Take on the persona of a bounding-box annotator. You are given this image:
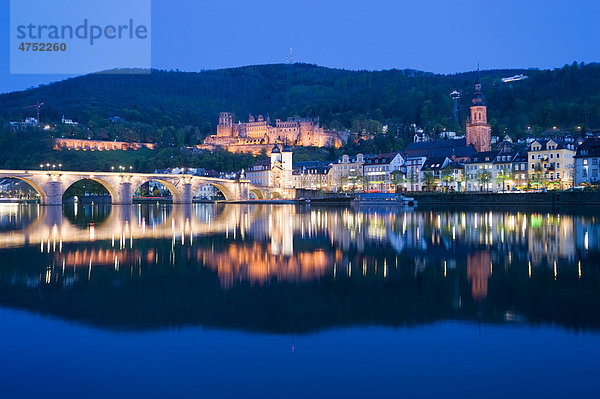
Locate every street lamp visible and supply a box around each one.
[58,164,62,171]
[39,164,43,171]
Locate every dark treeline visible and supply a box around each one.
[0,62,599,170]
[1,62,599,139]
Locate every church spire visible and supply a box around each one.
[465,62,491,152]
[472,66,485,107]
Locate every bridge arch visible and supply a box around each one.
[62,178,117,202]
[249,188,265,200]
[3,176,47,203]
[209,183,234,201]
[133,178,181,202]
[62,177,121,203]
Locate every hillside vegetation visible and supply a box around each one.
[0,62,598,171]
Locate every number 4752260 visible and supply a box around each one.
[18,42,67,52]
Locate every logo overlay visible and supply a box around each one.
[10,0,151,74]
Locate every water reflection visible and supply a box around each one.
[0,203,598,332]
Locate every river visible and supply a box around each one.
[0,203,598,398]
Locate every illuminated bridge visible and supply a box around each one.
[0,170,295,205]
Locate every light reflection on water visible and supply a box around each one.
[0,203,598,331]
[1,203,600,397]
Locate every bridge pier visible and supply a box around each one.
[175,183,194,204]
[43,181,64,206]
[238,181,250,201]
[116,182,133,205]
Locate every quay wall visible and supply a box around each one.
[409,192,600,206]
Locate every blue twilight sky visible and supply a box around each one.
[1,0,599,93]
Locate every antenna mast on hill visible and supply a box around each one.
[289,48,293,64]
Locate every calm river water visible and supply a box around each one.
[0,203,599,398]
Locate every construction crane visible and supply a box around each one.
[23,101,44,125]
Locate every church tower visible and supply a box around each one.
[465,75,491,152]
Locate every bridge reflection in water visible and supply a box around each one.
[0,203,599,332]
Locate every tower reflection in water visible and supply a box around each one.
[0,202,598,331]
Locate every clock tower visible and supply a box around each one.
[465,75,492,152]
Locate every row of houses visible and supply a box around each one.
[247,138,600,193]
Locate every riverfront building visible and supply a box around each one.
[528,139,576,190]
[574,139,600,186]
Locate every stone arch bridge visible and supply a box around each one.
[0,170,295,205]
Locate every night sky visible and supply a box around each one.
[1,0,598,93]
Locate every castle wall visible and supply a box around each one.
[205,113,347,152]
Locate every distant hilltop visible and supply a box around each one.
[0,62,599,149]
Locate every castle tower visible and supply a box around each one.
[465,75,491,152]
[217,112,234,137]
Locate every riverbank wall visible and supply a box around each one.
[410,191,600,206]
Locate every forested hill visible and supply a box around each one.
[1,62,599,144]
